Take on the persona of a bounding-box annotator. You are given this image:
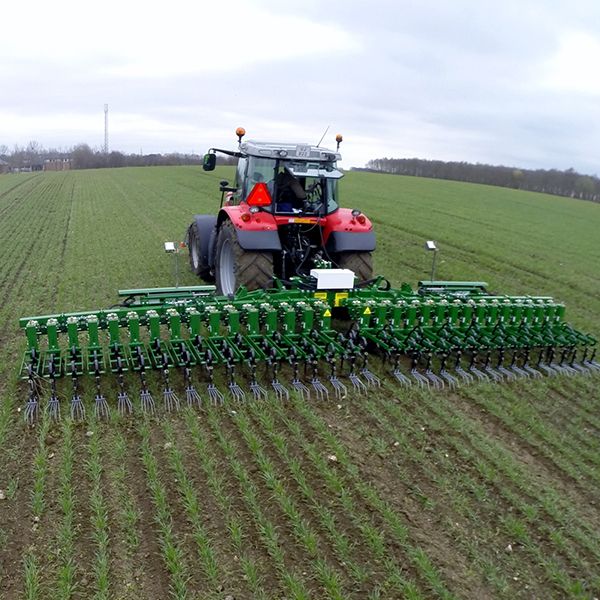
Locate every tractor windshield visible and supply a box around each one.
[273,162,340,215]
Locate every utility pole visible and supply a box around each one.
[104,104,109,154]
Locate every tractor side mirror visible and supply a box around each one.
[219,180,229,191]
[203,153,216,171]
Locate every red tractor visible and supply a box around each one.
[186,128,375,295]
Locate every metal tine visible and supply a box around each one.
[523,365,543,378]
[329,376,347,400]
[349,372,367,394]
[361,368,381,387]
[510,364,530,378]
[250,381,268,401]
[507,350,529,378]
[69,361,85,421]
[136,349,155,414]
[246,348,268,400]
[393,369,412,386]
[409,353,429,387]
[469,366,489,382]
[116,357,133,415]
[455,367,474,383]
[326,349,347,400]
[425,369,445,389]
[223,344,245,402]
[568,349,591,375]
[538,363,558,377]
[440,369,459,389]
[185,385,203,407]
[438,353,458,388]
[497,365,518,381]
[291,378,311,399]
[47,357,61,421]
[92,352,110,420]
[24,364,39,425]
[411,368,430,387]
[391,354,412,386]
[268,347,289,401]
[161,352,180,412]
[181,350,202,407]
[353,336,380,388]
[272,380,290,401]
[311,378,329,400]
[453,352,473,384]
[306,351,328,400]
[484,365,504,382]
[204,349,224,405]
[289,348,310,399]
[208,384,225,405]
[228,380,246,402]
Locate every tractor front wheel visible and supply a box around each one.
[215,220,274,295]
[337,252,373,283]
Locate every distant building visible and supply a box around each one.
[44,158,72,171]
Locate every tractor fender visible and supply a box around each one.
[189,214,218,269]
[323,208,376,252]
[217,206,282,251]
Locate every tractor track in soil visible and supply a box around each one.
[0,174,43,218]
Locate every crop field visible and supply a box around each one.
[0,166,599,599]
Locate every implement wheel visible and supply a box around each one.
[188,221,214,281]
[337,252,373,283]
[215,220,274,296]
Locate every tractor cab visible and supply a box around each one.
[235,142,344,217]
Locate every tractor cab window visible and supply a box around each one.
[304,177,339,215]
[245,156,277,201]
[274,162,341,215]
[234,157,248,200]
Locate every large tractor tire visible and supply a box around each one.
[215,220,274,296]
[188,220,215,282]
[337,252,373,283]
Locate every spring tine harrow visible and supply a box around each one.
[17,279,598,422]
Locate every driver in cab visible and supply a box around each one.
[275,168,307,213]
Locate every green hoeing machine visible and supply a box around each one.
[17,131,599,423]
[18,277,599,423]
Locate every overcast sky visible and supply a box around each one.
[1,0,600,173]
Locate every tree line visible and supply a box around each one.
[361,158,600,202]
[0,141,215,170]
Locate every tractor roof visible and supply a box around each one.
[240,140,341,162]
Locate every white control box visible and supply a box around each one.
[310,268,355,290]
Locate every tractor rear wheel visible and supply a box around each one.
[188,221,214,281]
[215,220,274,295]
[337,252,373,283]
